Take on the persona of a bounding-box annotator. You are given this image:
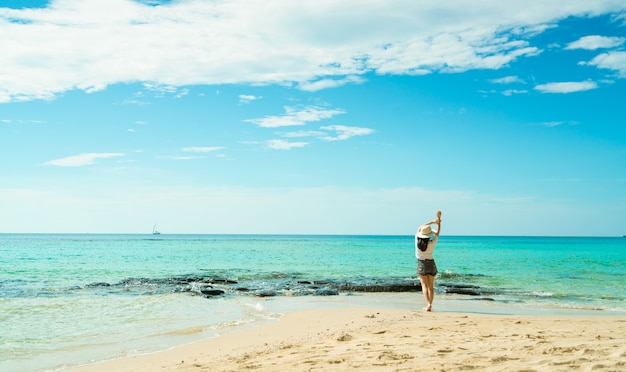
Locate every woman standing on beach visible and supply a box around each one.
[415,211,442,312]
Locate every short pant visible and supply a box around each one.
[417,259,438,276]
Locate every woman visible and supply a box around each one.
[415,211,442,311]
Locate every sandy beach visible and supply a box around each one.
[72,306,626,371]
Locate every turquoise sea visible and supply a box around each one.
[1,234,625,371]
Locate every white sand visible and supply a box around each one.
[72,306,626,371]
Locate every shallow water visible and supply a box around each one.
[1,234,624,370]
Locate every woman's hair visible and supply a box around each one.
[417,237,429,251]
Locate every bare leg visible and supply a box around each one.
[419,275,432,311]
[419,275,435,311]
[425,275,435,311]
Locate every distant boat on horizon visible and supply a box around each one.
[152,224,161,235]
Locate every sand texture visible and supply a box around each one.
[73,307,626,371]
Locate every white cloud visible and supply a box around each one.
[267,139,309,150]
[534,81,598,93]
[122,98,150,106]
[490,75,528,95]
[281,130,327,138]
[319,125,374,141]
[239,94,261,104]
[2,0,624,102]
[175,89,189,98]
[181,146,225,153]
[276,125,374,142]
[490,76,525,84]
[0,119,46,124]
[565,35,625,50]
[44,152,124,167]
[143,83,188,98]
[244,106,345,128]
[298,75,365,92]
[538,121,565,127]
[168,155,202,160]
[530,121,579,127]
[502,89,528,96]
[586,51,626,78]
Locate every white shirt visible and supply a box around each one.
[415,234,438,260]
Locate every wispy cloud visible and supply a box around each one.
[44,153,124,167]
[502,89,528,96]
[319,125,374,141]
[245,106,345,128]
[2,1,624,103]
[167,155,202,160]
[276,125,374,144]
[488,75,528,96]
[490,76,525,84]
[298,76,365,92]
[585,51,626,78]
[143,83,189,98]
[530,121,579,127]
[534,81,598,93]
[239,94,261,104]
[122,92,151,106]
[565,35,625,50]
[281,130,327,138]
[267,139,309,150]
[181,146,225,153]
[0,119,46,124]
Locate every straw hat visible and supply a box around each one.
[417,225,435,238]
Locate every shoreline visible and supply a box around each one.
[69,295,626,371]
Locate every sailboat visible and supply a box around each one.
[152,223,161,235]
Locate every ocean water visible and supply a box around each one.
[1,234,624,371]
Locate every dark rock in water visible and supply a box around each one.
[445,288,480,296]
[197,284,213,292]
[255,290,278,297]
[314,288,339,296]
[118,278,153,286]
[441,283,480,289]
[82,274,491,301]
[85,282,111,287]
[196,284,216,294]
[201,289,225,297]
[170,277,200,284]
[292,290,315,296]
[205,277,238,285]
[336,282,421,293]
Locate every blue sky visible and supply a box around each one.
[1,1,625,236]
